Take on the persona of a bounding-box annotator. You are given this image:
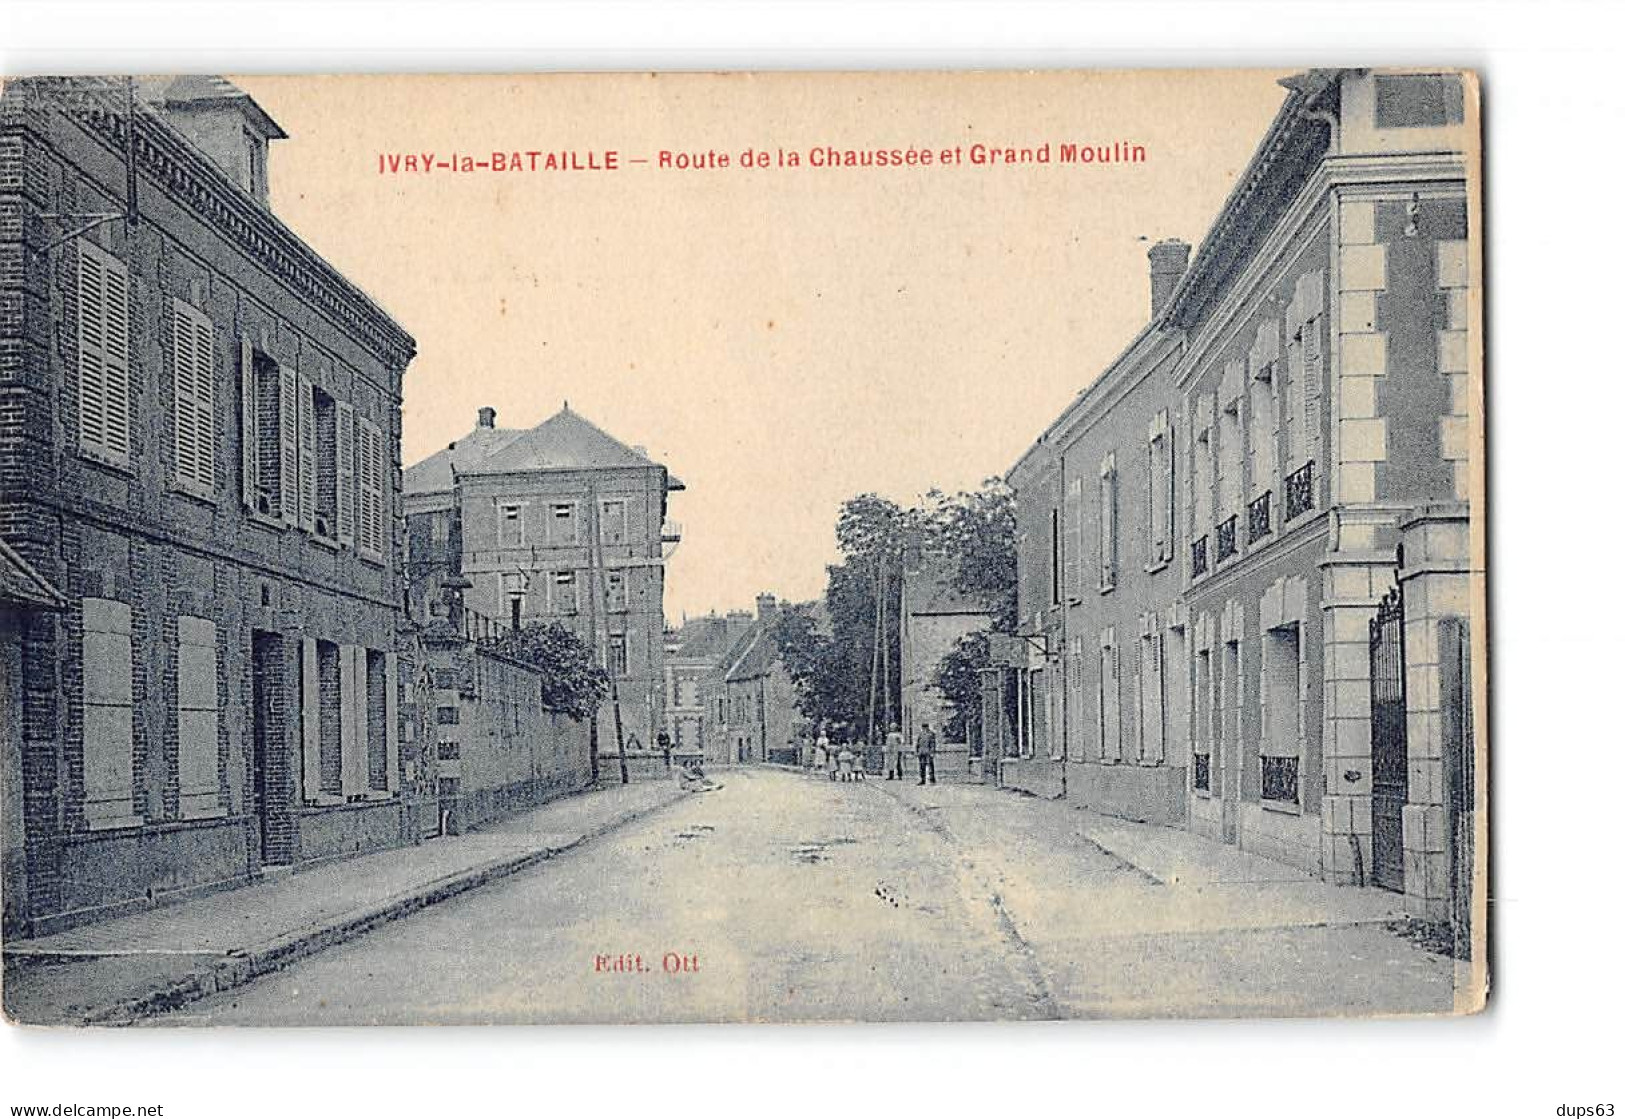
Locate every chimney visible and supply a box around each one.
[1148,238,1191,320]
[755,593,779,623]
[477,406,497,429]
[724,609,754,645]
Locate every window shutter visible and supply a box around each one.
[76,243,131,465]
[240,338,259,510]
[278,364,299,525]
[384,651,400,795]
[1146,634,1165,763]
[357,418,383,557]
[301,637,321,802]
[1063,478,1081,597]
[297,373,316,531]
[339,644,362,798]
[1303,314,1324,466]
[172,300,215,494]
[335,401,356,546]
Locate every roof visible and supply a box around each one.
[403,425,526,496]
[669,616,739,662]
[137,75,289,140]
[903,560,994,617]
[724,625,780,683]
[0,540,66,610]
[405,406,683,495]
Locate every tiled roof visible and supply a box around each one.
[670,617,738,662]
[402,425,525,496]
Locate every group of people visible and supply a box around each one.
[808,722,938,786]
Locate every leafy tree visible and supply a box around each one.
[933,630,989,744]
[934,479,1018,635]
[495,621,609,721]
[773,604,862,733]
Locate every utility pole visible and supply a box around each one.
[587,478,629,784]
[867,557,882,744]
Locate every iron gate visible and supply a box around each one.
[1369,585,1408,893]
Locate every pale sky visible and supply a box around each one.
[235,71,1289,623]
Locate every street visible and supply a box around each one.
[154,769,1459,1026]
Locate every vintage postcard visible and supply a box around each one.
[0,68,1486,1026]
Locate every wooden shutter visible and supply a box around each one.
[240,338,260,510]
[1145,633,1165,764]
[384,651,400,795]
[1063,478,1081,598]
[335,401,356,546]
[357,418,383,557]
[278,363,299,525]
[76,243,131,465]
[339,644,362,797]
[1304,313,1324,466]
[172,300,215,494]
[297,373,316,531]
[301,637,322,802]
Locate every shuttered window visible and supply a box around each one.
[82,597,136,828]
[357,417,385,559]
[335,401,356,546]
[297,374,317,531]
[177,616,222,817]
[77,242,132,466]
[170,299,216,496]
[278,365,299,527]
[1098,453,1117,591]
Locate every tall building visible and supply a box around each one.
[403,405,682,755]
[1004,70,1480,924]
[0,77,417,935]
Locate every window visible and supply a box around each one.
[499,503,525,547]
[1064,477,1083,598]
[82,598,135,828]
[177,616,222,818]
[1049,506,1061,605]
[356,417,386,559]
[430,510,450,544]
[1097,630,1120,762]
[366,649,389,793]
[1374,74,1465,129]
[1098,453,1117,591]
[309,387,339,539]
[1192,647,1212,792]
[1137,629,1165,764]
[436,705,460,725]
[170,299,216,496]
[600,500,627,545]
[608,632,629,677]
[1261,622,1302,803]
[605,570,628,612]
[437,742,461,761]
[1248,356,1277,500]
[552,571,578,615]
[77,242,132,467]
[550,502,577,543]
[1217,398,1242,522]
[314,640,343,798]
[1146,412,1174,567]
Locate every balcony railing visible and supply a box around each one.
[1190,535,1208,577]
[461,606,513,647]
[1215,516,1238,563]
[1261,755,1299,803]
[1248,491,1273,544]
[1285,461,1315,521]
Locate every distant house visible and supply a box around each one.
[702,594,799,765]
[663,613,750,762]
[404,404,683,755]
[899,559,997,749]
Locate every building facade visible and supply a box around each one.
[664,612,751,764]
[403,405,683,759]
[1005,69,1481,923]
[0,77,418,934]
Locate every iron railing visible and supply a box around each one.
[1193,753,1211,792]
[1261,755,1299,802]
[1190,535,1209,577]
[1215,515,1238,563]
[461,606,512,647]
[1248,492,1272,543]
[1286,461,1315,521]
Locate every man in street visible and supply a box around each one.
[916,722,937,786]
[885,722,906,780]
[657,729,673,769]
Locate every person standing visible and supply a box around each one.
[916,722,938,786]
[885,723,906,780]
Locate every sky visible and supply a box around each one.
[234,71,1289,623]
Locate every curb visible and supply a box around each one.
[30,786,689,1027]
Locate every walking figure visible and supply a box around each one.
[884,722,906,781]
[916,722,937,786]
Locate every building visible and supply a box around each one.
[701,595,800,765]
[1004,69,1481,925]
[664,612,751,764]
[403,404,683,759]
[0,77,418,934]
[897,556,993,781]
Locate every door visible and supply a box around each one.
[1220,640,1240,844]
[1369,586,1408,892]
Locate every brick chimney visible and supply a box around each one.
[756,593,779,623]
[477,406,496,429]
[1148,238,1191,319]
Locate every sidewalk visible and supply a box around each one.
[3,779,688,1026]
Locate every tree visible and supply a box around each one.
[934,479,1018,634]
[933,630,989,744]
[494,621,609,721]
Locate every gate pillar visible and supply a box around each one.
[1397,503,1474,921]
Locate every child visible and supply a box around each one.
[837,744,855,782]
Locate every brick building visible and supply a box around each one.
[0,77,418,935]
[1004,70,1481,924]
[664,612,751,764]
[403,405,683,760]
